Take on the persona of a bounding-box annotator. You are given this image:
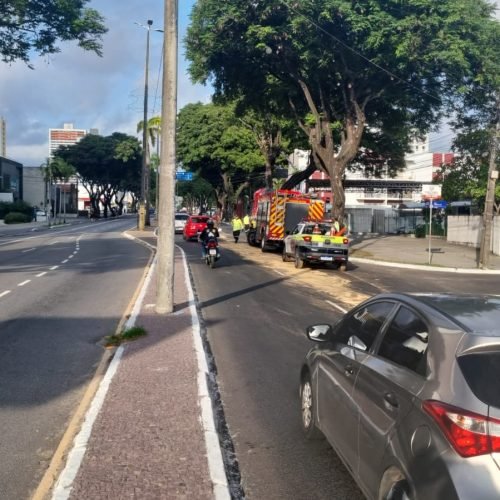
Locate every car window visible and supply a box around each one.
[292,225,302,235]
[190,217,207,224]
[175,214,189,221]
[377,306,429,376]
[458,352,500,407]
[336,301,394,351]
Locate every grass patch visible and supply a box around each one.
[104,325,147,347]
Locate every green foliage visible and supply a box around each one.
[415,225,426,238]
[55,132,142,216]
[0,0,107,67]
[4,212,31,224]
[0,200,33,219]
[186,0,498,217]
[104,326,147,347]
[440,128,499,212]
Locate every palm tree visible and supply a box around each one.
[137,115,162,160]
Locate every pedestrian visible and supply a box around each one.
[231,214,244,243]
[243,213,250,232]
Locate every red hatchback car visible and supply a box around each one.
[183,215,209,241]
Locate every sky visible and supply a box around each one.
[0,0,212,167]
[0,0,498,167]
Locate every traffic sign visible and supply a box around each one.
[424,200,447,209]
[176,171,193,181]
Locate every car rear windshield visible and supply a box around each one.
[175,214,189,220]
[190,217,208,224]
[458,352,500,408]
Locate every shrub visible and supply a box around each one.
[415,224,426,238]
[4,212,31,224]
[0,201,34,219]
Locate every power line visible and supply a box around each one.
[277,0,443,104]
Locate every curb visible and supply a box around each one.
[349,256,500,274]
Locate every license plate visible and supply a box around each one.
[209,249,217,255]
[320,256,333,261]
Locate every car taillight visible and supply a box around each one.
[303,236,312,242]
[343,238,349,244]
[423,400,500,457]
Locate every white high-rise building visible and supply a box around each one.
[48,123,87,158]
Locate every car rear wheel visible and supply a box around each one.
[282,247,291,262]
[295,249,305,269]
[378,468,411,500]
[300,373,323,440]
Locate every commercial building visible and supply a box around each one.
[0,156,23,201]
[288,136,454,208]
[49,123,87,158]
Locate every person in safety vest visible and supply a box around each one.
[243,214,250,232]
[231,214,244,243]
[330,217,347,236]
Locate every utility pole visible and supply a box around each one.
[479,107,499,269]
[156,0,178,314]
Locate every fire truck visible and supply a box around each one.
[247,188,325,251]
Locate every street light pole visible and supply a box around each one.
[137,20,153,230]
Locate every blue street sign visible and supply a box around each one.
[176,171,193,181]
[424,200,447,209]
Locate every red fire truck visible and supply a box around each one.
[247,188,325,251]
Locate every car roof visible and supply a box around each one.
[368,293,500,337]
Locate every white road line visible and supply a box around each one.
[0,290,11,298]
[50,266,59,270]
[61,260,68,264]
[179,246,230,499]
[22,248,36,253]
[325,299,348,314]
[36,272,48,277]
[274,270,285,276]
[68,255,74,259]
[18,280,31,287]
[73,251,78,254]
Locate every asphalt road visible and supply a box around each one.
[180,230,499,499]
[0,217,150,500]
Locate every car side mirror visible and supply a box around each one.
[306,324,332,342]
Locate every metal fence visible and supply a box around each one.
[346,206,426,235]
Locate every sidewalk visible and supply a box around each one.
[39,229,500,500]
[349,234,500,273]
[43,228,230,500]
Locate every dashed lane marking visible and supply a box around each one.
[36,272,47,277]
[0,290,11,298]
[61,260,68,264]
[50,266,59,270]
[18,280,31,287]
[22,248,36,253]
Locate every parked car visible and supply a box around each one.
[300,293,500,500]
[183,215,209,241]
[175,212,189,234]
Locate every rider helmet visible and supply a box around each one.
[207,219,215,228]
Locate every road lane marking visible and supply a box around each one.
[0,291,11,298]
[50,266,59,270]
[18,280,31,287]
[325,300,348,314]
[68,255,74,259]
[36,272,47,277]
[61,260,68,264]
[22,248,36,253]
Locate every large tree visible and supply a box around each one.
[1,0,107,67]
[177,102,265,218]
[55,133,141,217]
[186,0,498,219]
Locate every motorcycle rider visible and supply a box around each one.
[198,219,219,258]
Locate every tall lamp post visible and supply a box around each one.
[136,20,163,230]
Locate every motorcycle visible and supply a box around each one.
[204,235,220,268]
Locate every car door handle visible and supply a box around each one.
[383,392,399,409]
[345,364,355,376]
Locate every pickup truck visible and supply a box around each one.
[282,221,349,271]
